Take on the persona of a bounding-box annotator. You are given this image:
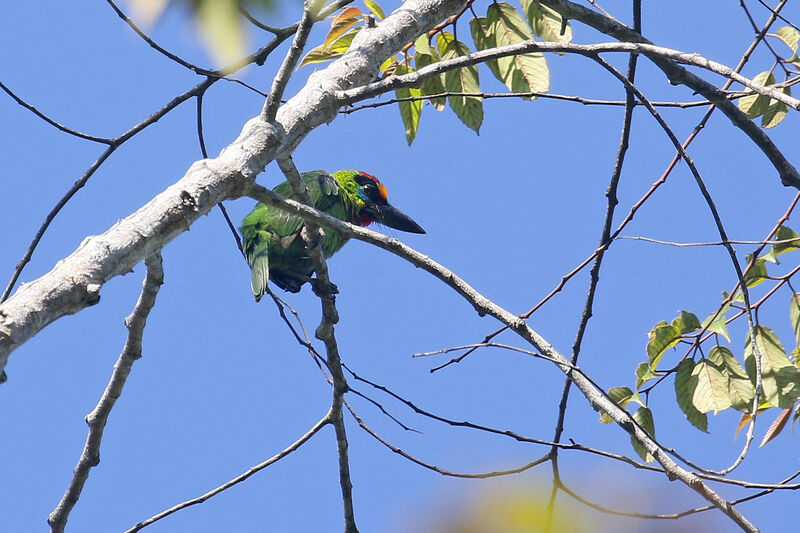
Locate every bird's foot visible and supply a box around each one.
[310,278,339,299]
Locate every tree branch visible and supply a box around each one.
[125,410,332,532]
[547,5,641,524]
[48,253,164,533]
[242,182,759,532]
[339,42,800,190]
[0,0,467,378]
[339,41,800,108]
[276,157,358,532]
[262,8,315,121]
[347,401,550,478]
[536,0,799,188]
[0,80,114,144]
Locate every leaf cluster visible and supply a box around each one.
[600,227,800,460]
[301,1,572,144]
[738,26,800,129]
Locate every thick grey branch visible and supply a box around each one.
[0,0,466,377]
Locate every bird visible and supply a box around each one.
[241,169,425,300]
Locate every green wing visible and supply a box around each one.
[263,171,345,243]
[240,171,352,298]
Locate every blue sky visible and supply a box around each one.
[2,1,800,531]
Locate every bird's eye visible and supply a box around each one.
[360,182,381,202]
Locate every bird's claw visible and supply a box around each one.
[310,279,339,299]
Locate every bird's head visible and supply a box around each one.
[339,170,426,234]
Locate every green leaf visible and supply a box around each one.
[692,359,732,414]
[600,386,632,423]
[710,346,749,379]
[672,310,701,335]
[762,86,791,129]
[521,0,573,43]
[393,63,423,145]
[414,35,446,111]
[635,361,657,389]
[299,27,360,67]
[728,374,756,412]
[363,0,385,20]
[701,303,731,343]
[791,293,800,348]
[414,33,436,56]
[743,254,768,288]
[776,26,799,54]
[631,407,656,462]
[763,225,799,263]
[707,346,755,412]
[437,33,483,133]
[773,225,799,255]
[646,322,681,370]
[196,0,247,67]
[738,71,775,118]
[598,386,646,423]
[608,386,634,403]
[469,17,504,82]
[745,326,800,408]
[487,2,549,95]
[675,359,709,432]
[727,288,746,304]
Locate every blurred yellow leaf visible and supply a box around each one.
[196,0,246,67]
[127,0,170,27]
[125,0,276,69]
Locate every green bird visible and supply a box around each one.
[241,169,425,300]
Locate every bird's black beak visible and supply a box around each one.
[364,203,426,234]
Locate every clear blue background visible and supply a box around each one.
[2,1,799,531]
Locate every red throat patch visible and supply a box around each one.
[359,212,374,227]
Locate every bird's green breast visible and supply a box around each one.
[240,170,362,292]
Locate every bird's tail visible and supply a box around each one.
[249,242,270,302]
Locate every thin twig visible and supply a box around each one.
[617,236,800,247]
[196,91,245,256]
[562,468,800,519]
[346,401,550,478]
[755,0,800,32]
[338,41,800,110]
[238,2,284,34]
[48,254,164,533]
[262,7,315,121]
[0,77,214,303]
[432,0,790,373]
[740,0,790,75]
[105,0,216,75]
[537,0,799,189]
[0,81,114,144]
[592,54,764,477]
[125,410,332,533]
[547,5,641,527]
[340,90,717,113]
